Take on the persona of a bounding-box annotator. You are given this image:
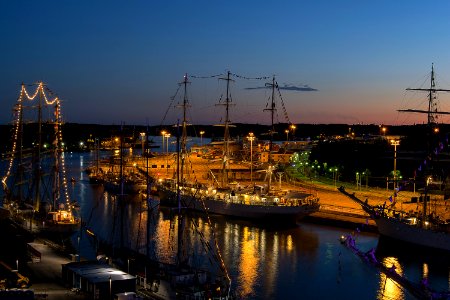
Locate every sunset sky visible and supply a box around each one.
[2,1,450,126]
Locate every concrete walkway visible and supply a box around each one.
[27,240,89,299]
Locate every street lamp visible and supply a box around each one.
[140,132,145,156]
[391,139,400,202]
[164,133,171,154]
[285,129,289,142]
[200,130,205,146]
[161,130,166,154]
[290,124,296,140]
[109,275,112,299]
[247,133,255,183]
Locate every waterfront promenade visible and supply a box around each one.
[24,239,88,299]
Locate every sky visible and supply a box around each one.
[2,1,450,126]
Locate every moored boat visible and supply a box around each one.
[157,72,320,225]
[1,82,80,237]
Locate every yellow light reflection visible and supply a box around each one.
[286,235,293,252]
[239,226,258,298]
[377,257,404,300]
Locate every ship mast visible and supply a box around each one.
[179,74,191,183]
[398,64,450,224]
[398,64,450,126]
[264,75,277,192]
[34,82,44,213]
[217,71,235,187]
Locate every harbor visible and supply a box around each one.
[2,148,450,299]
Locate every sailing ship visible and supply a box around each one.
[1,82,80,236]
[158,72,320,224]
[339,65,450,252]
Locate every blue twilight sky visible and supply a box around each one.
[2,1,450,126]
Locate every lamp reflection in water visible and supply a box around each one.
[240,226,259,298]
[378,257,404,300]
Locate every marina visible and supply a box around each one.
[2,150,450,299]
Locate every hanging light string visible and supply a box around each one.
[2,82,71,212]
[231,73,270,80]
[179,153,232,287]
[2,85,25,186]
[190,74,224,79]
[275,80,292,124]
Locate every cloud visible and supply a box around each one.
[245,83,318,92]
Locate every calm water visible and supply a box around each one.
[10,151,450,299]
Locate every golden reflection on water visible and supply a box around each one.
[239,226,259,298]
[422,263,429,279]
[377,257,404,300]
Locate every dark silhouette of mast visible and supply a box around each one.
[216,71,235,187]
[264,75,277,165]
[179,74,191,183]
[263,76,278,193]
[398,64,450,225]
[398,64,450,126]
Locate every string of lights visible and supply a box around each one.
[190,74,224,79]
[231,73,270,80]
[275,81,292,124]
[2,82,72,212]
[183,153,231,285]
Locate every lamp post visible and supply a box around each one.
[391,139,400,202]
[247,133,255,183]
[140,132,145,156]
[109,275,112,299]
[200,130,205,146]
[165,133,171,154]
[290,124,296,140]
[161,130,166,154]
[164,133,171,175]
[16,259,18,271]
[285,129,289,142]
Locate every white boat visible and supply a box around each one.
[338,65,450,252]
[338,186,450,252]
[158,72,320,225]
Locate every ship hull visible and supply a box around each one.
[158,186,320,224]
[374,216,450,252]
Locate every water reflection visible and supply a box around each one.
[57,152,450,299]
[377,257,404,300]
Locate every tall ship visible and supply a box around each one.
[1,82,80,237]
[158,72,320,224]
[339,64,450,252]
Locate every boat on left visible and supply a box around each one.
[1,82,80,237]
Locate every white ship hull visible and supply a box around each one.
[158,186,320,224]
[374,216,450,252]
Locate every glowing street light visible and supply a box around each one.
[290,124,296,140]
[161,130,166,154]
[285,129,289,142]
[164,133,171,154]
[200,130,205,146]
[247,132,255,183]
[391,139,400,202]
[140,132,146,156]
